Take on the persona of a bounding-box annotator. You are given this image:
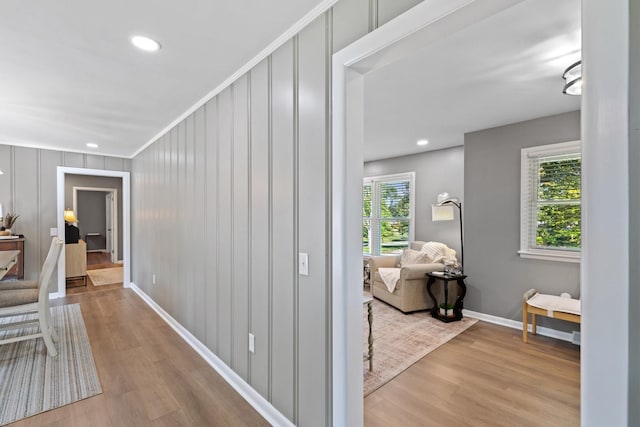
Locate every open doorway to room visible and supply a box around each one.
[332,0,582,425]
[56,167,130,297]
[72,186,119,264]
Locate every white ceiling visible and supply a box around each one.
[0,0,323,158]
[362,0,581,162]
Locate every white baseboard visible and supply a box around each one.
[128,282,294,427]
[463,309,577,344]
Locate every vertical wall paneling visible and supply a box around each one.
[125,0,426,424]
[63,152,85,168]
[217,87,233,366]
[377,0,422,26]
[193,107,207,342]
[0,145,124,287]
[205,99,219,351]
[14,148,40,280]
[369,0,379,31]
[169,127,179,317]
[105,156,125,172]
[324,11,334,420]
[270,39,296,420]
[332,0,369,52]
[184,114,196,333]
[40,150,63,291]
[0,145,12,212]
[232,75,250,380]
[297,15,329,425]
[178,120,187,327]
[86,155,106,170]
[249,58,270,398]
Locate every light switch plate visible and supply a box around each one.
[249,333,255,353]
[299,253,309,276]
[50,228,57,237]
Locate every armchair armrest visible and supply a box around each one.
[401,263,444,280]
[370,255,400,273]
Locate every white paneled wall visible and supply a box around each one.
[131,0,420,425]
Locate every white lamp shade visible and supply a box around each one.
[432,205,454,221]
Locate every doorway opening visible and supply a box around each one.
[56,166,130,298]
[72,186,119,264]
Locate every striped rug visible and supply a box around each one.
[0,304,102,426]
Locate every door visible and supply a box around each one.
[105,192,114,263]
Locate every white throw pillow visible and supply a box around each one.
[400,248,429,267]
[420,241,457,265]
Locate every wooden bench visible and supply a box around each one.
[522,288,581,343]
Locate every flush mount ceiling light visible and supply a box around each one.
[86,143,99,148]
[417,139,429,146]
[131,35,161,52]
[562,60,582,95]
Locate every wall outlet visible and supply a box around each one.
[152,274,156,285]
[50,228,58,237]
[249,333,255,353]
[299,253,309,276]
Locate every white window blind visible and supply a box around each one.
[520,141,581,262]
[363,172,415,255]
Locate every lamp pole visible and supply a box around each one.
[442,200,463,272]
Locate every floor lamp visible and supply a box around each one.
[431,192,463,272]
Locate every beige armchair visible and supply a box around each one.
[370,241,445,313]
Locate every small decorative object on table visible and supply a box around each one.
[426,271,467,322]
[0,213,19,236]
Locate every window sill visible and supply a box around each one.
[518,250,580,263]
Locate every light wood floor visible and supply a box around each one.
[9,288,269,426]
[364,321,580,427]
[66,252,122,295]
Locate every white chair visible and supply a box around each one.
[0,237,64,356]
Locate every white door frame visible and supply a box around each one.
[331,0,630,425]
[71,186,119,260]
[56,167,131,297]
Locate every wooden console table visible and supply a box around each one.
[0,237,24,280]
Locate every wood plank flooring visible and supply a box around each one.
[8,288,269,426]
[66,252,122,295]
[364,321,580,427]
[7,286,578,426]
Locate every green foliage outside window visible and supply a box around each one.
[363,178,412,254]
[535,157,581,249]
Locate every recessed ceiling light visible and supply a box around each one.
[417,139,429,146]
[131,35,161,52]
[86,143,99,148]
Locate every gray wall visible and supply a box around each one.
[64,175,124,260]
[130,1,422,425]
[464,111,581,332]
[77,191,106,241]
[0,145,130,291]
[629,0,640,421]
[364,146,464,260]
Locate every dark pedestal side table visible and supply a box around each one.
[426,272,467,322]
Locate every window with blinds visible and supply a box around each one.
[520,141,581,262]
[363,172,415,255]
